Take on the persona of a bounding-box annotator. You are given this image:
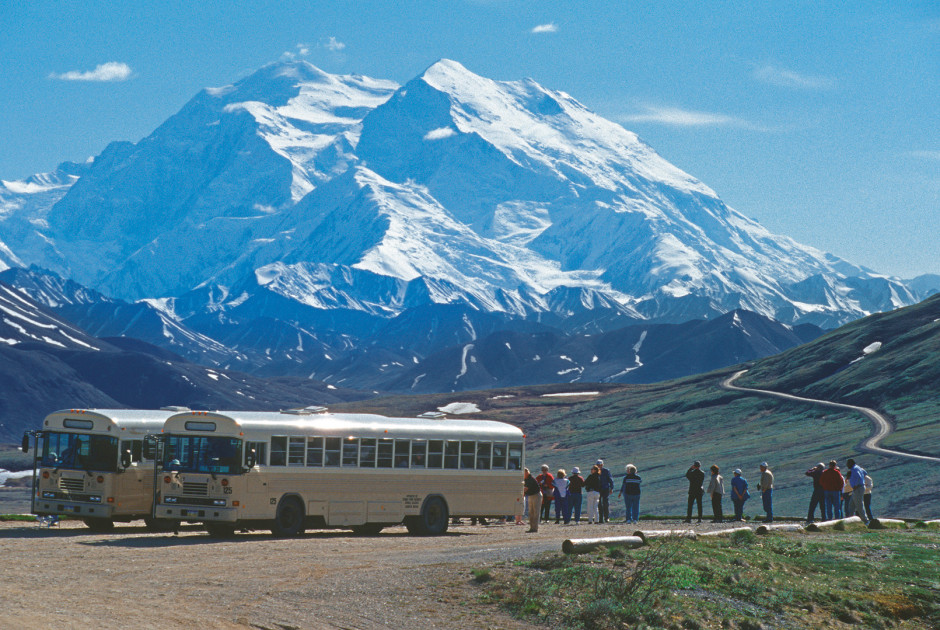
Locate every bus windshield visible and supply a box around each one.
[164,435,243,474]
[41,432,119,472]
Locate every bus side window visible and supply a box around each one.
[492,442,508,469]
[427,440,444,468]
[394,439,410,468]
[476,442,492,469]
[245,441,266,466]
[306,437,323,467]
[460,441,476,469]
[411,439,427,468]
[121,440,143,463]
[444,440,459,469]
[342,438,359,467]
[508,442,523,470]
[360,438,377,468]
[377,438,393,468]
[288,437,305,466]
[324,438,341,466]
[270,437,287,466]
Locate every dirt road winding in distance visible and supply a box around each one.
[722,369,940,464]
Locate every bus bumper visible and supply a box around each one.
[35,499,114,519]
[155,504,238,523]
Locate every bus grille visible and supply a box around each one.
[182,482,208,496]
[59,478,85,492]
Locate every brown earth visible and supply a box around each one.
[0,517,743,629]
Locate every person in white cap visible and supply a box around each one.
[567,466,585,523]
[730,469,749,521]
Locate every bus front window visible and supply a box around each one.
[164,436,243,474]
[41,432,118,472]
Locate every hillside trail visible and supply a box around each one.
[721,369,940,464]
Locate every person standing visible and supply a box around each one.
[757,462,774,523]
[820,460,844,520]
[553,469,570,524]
[684,461,705,523]
[730,469,749,521]
[523,468,542,533]
[597,459,614,523]
[568,467,585,524]
[805,462,826,524]
[707,465,724,523]
[584,465,602,524]
[845,459,869,525]
[842,472,853,519]
[536,465,555,523]
[863,472,874,522]
[618,464,642,524]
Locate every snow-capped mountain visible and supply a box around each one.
[0,58,923,377]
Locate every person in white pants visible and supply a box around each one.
[584,464,602,524]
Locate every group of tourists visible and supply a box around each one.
[520,456,875,532]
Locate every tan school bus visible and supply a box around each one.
[153,409,525,537]
[23,408,184,532]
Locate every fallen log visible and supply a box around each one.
[805,516,866,532]
[867,518,907,530]
[755,523,804,535]
[562,535,644,555]
[697,526,753,538]
[632,529,697,543]
[914,519,940,529]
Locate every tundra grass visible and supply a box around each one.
[477,529,940,630]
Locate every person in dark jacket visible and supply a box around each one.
[523,468,541,533]
[819,460,844,520]
[684,460,705,523]
[805,462,826,523]
[730,469,749,521]
[567,467,585,524]
[536,464,554,523]
[597,459,614,523]
[584,465,602,524]
[617,464,641,524]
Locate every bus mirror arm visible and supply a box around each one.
[120,449,132,471]
[244,449,256,470]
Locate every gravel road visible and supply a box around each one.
[0,517,742,629]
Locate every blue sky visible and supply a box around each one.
[2,1,938,278]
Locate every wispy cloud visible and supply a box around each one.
[281,43,311,61]
[531,23,558,34]
[49,62,132,82]
[424,127,456,141]
[753,64,835,90]
[622,105,753,128]
[908,150,940,161]
[324,36,346,52]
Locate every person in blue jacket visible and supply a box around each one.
[618,464,641,524]
[730,469,749,521]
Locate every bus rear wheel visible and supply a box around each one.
[83,517,115,533]
[406,496,449,536]
[205,522,236,538]
[271,496,305,537]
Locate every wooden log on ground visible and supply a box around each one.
[914,519,940,529]
[755,523,804,535]
[697,526,753,538]
[562,535,644,554]
[867,518,907,530]
[805,516,866,532]
[632,529,697,543]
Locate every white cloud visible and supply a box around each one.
[325,36,346,52]
[908,150,940,161]
[622,105,752,128]
[753,64,835,90]
[531,23,558,34]
[424,127,456,141]
[49,62,132,82]
[281,43,311,61]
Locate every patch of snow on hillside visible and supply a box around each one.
[438,402,481,414]
[541,391,599,397]
[863,341,882,354]
[455,344,474,383]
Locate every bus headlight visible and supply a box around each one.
[164,496,178,504]
[88,496,102,503]
[42,491,56,499]
[212,499,226,506]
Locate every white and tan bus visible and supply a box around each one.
[153,409,525,537]
[22,408,184,532]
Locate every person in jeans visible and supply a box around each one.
[707,465,724,523]
[820,460,844,520]
[757,462,774,523]
[684,460,705,523]
[536,464,555,523]
[804,462,826,523]
[567,466,585,524]
[730,469,749,521]
[553,469,570,524]
[617,464,641,524]
[845,459,869,525]
[597,459,614,523]
[584,465,602,524]
[523,468,542,533]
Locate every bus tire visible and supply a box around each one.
[83,517,115,533]
[410,495,449,536]
[351,523,383,536]
[144,516,175,533]
[271,496,305,537]
[205,522,236,538]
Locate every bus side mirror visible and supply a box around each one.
[21,433,30,454]
[142,440,156,460]
[245,449,256,470]
[121,449,132,469]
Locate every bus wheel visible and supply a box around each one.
[83,518,115,533]
[410,496,449,536]
[351,523,383,536]
[205,522,236,538]
[271,496,305,537]
[143,517,175,533]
